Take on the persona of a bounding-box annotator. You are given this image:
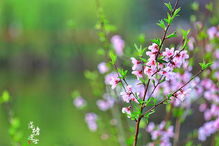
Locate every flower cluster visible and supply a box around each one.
[28,121,40,144]
[198,118,219,141]
[131,43,189,83]
[146,121,174,146]
[85,113,98,132]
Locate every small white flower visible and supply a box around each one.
[28,121,40,144]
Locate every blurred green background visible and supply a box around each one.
[0,0,218,145]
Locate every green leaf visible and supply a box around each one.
[164,2,173,11]
[191,2,199,11]
[180,29,190,40]
[140,58,147,63]
[160,77,166,84]
[167,94,172,99]
[199,61,213,70]
[0,90,10,104]
[166,31,177,39]
[205,2,213,12]
[144,109,155,119]
[109,51,117,64]
[151,39,161,46]
[157,20,166,30]
[157,57,168,64]
[173,8,181,18]
[118,68,128,79]
[134,44,146,57]
[165,13,173,24]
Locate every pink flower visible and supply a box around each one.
[207,26,218,39]
[188,37,195,50]
[144,66,156,78]
[97,62,109,74]
[159,67,175,80]
[109,76,121,89]
[148,43,159,53]
[146,58,157,69]
[105,72,118,85]
[74,96,86,108]
[146,122,155,132]
[131,57,142,70]
[121,85,138,103]
[122,107,131,118]
[199,103,207,112]
[146,43,159,59]
[111,35,125,56]
[180,50,189,60]
[132,70,143,79]
[163,48,174,58]
[96,96,114,111]
[215,50,219,59]
[85,113,98,131]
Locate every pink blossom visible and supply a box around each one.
[144,66,156,78]
[73,96,86,108]
[96,97,114,111]
[146,58,157,69]
[180,50,189,60]
[111,35,125,56]
[109,76,120,89]
[122,107,131,118]
[146,43,159,59]
[198,119,219,141]
[207,26,218,39]
[148,43,159,53]
[199,103,207,112]
[121,85,138,103]
[105,72,118,85]
[146,122,155,132]
[132,70,143,79]
[131,57,142,70]
[97,62,108,74]
[215,50,219,59]
[162,48,174,58]
[188,37,195,50]
[85,113,98,131]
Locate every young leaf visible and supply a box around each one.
[199,61,213,70]
[173,8,181,18]
[164,2,173,11]
[151,39,161,46]
[157,56,168,63]
[180,29,190,40]
[134,44,146,56]
[157,20,166,30]
[109,51,117,64]
[166,31,177,39]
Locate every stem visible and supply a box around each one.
[133,117,142,146]
[173,118,181,146]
